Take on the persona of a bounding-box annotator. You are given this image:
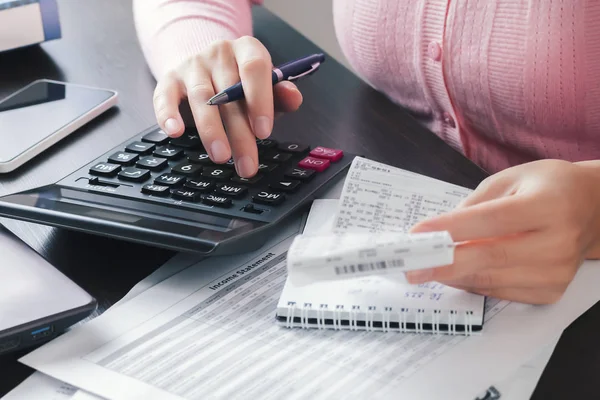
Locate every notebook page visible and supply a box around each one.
[278,200,485,327]
[334,157,472,234]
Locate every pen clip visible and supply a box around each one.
[287,62,321,82]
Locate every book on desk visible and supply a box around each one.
[0,0,61,53]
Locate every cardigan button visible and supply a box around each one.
[428,41,442,62]
[443,112,456,128]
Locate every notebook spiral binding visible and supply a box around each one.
[284,302,476,335]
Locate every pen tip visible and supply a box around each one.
[206,92,229,106]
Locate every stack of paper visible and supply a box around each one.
[5,157,593,400]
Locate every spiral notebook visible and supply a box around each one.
[275,158,486,334]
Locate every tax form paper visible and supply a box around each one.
[287,156,469,285]
[18,159,600,400]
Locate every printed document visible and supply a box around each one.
[17,200,600,400]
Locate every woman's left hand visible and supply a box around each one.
[406,159,600,304]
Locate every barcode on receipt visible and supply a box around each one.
[334,259,405,275]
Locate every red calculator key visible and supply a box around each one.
[298,156,330,172]
[309,146,344,162]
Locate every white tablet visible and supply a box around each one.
[0,227,96,354]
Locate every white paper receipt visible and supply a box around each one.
[287,231,454,285]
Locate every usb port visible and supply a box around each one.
[31,326,54,341]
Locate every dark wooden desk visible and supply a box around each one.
[0,1,593,398]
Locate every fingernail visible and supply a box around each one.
[253,116,272,139]
[210,140,229,163]
[278,81,299,92]
[405,269,433,284]
[164,118,180,137]
[236,156,256,178]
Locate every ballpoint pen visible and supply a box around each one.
[206,53,326,106]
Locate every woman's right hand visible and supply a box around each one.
[152,36,304,178]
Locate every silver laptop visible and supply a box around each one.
[0,227,96,354]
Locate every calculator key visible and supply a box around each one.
[231,173,263,185]
[257,163,277,173]
[141,184,170,196]
[284,167,316,181]
[202,167,233,180]
[184,178,214,192]
[89,162,121,177]
[154,146,184,160]
[136,156,168,171]
[216,183,247,197]
[172,189,202,202]
[187,152,214,165]
[270,179,301,192]
[170,132,202,149]
[256,138,277,151]
[118,167,150,182]
[142,130,170,145]
[309,146,344,162]
[298,156,330,172]
[154,173,185,187]
[278,142,309,153]
[125,141,155,155]
[252,190,285,205]
[108,152,138,165]
[202,194,233,208]
[261,150,292,164]
[171,161,202,177]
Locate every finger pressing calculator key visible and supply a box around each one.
[169,132,203,149]
[142,130,170,145]
[187,152,214,165]
[231,173,263,185]
[7,125,357,255]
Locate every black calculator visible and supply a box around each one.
[0,125,354,255]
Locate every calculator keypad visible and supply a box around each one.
[83,128,347,218]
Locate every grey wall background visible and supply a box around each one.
[262,0,353,72]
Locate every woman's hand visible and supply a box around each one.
[406,159,600,304]
[152,36,303,178]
